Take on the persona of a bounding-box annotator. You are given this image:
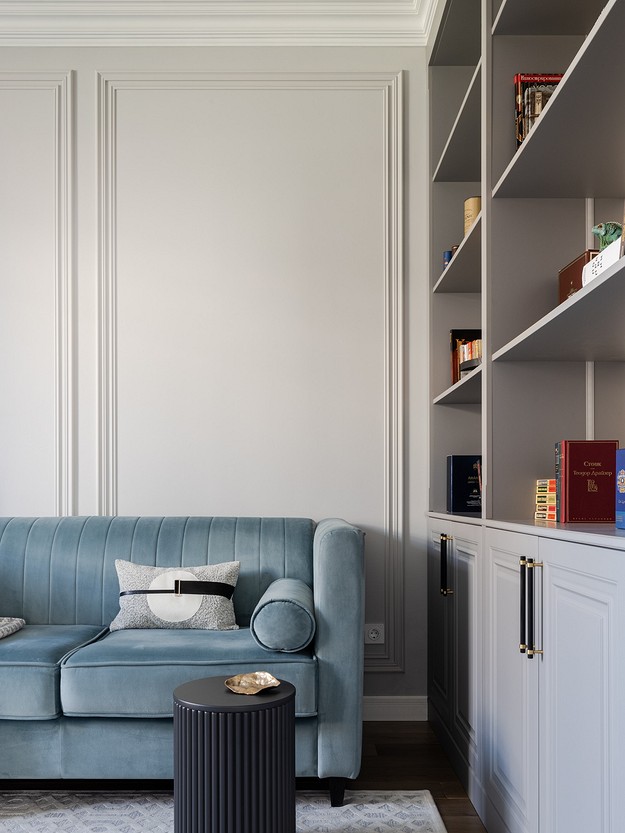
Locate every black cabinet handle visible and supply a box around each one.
[519,558,527,654]
[439,534,453,596]
[527,558,534,659]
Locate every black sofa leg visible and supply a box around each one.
[329,777,347,807]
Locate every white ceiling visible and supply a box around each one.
[0,0,442,45]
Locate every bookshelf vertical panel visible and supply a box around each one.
[490,362,586,519]
[428,0,483,518]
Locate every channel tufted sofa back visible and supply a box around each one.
[0,516,315,627]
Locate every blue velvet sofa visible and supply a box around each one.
[0,516,364,804]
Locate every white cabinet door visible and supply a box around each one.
[483,527,539,833]
[538,537,625,833]
[428,518,482,804]
[428,519,453,728]
[451,523,481,776]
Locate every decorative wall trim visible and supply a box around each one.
[0,71,75,515]
[373,68,405,673]
[0,0,436,45]
[363,695,428,721]
[98,70,405,668]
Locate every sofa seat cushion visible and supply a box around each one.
[60,628,317,718]
[0,625,105,719]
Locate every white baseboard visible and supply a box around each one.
[363,695,428,721]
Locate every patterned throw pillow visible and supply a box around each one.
[109,560,240,631]
[0,617,25,639]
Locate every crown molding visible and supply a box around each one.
[0,0,437,46]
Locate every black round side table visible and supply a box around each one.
[173,676,296,833]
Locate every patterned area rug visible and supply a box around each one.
[0,790,447,832]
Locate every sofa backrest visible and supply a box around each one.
[0,516,315,627]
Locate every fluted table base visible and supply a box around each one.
[174,677,295,833]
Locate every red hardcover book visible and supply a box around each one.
[556,440,619,523]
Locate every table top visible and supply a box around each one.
[174,675,295,713]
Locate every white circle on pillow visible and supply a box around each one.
[147,570,202,623]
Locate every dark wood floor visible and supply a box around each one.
[301,721,487,833]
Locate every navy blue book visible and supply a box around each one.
[447,455,482,513]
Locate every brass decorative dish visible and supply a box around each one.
[225,671,281,695]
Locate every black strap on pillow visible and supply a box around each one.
[120,580,235,599]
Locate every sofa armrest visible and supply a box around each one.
[313,518,365,780]
[250,578,316,652]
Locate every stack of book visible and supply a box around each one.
[554,439,619,523]
[515,73,563,147]
[450,329,482,385]
[534,479,556,520]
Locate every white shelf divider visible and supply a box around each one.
[432,212,481,294]
[493,256,625,362]
[433,365,482,405]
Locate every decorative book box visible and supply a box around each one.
[447,455,482,514]
[616,450,625,529]
[558,250,598,303]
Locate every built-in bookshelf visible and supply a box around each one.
[428,0,625,523]
[428,0,482,515]
[427,7,625,830]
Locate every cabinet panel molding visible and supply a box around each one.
[539,538,623,833]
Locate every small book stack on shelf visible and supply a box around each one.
[450,329,482,385]
[514,73,563,147]
[555,439,619,523]
[534,478,556,520]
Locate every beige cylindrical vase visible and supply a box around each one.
[463,196,481,236]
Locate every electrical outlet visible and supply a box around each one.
[364,624,385,644]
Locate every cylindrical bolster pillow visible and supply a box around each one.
[250,578,316,653]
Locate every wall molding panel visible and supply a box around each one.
[0,1,437,46]
[98,70,405,671]
[0,71,75,515]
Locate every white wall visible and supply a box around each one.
[0,46,428,701]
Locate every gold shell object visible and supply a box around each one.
[225,671,281,695]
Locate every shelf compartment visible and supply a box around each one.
[493,0,608,36]
[493,0,625,198]
[433,61,481,183]
[433,365,482,405]
[433,212,481,293]
[492,255,625,361]
[429,0,481,67]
